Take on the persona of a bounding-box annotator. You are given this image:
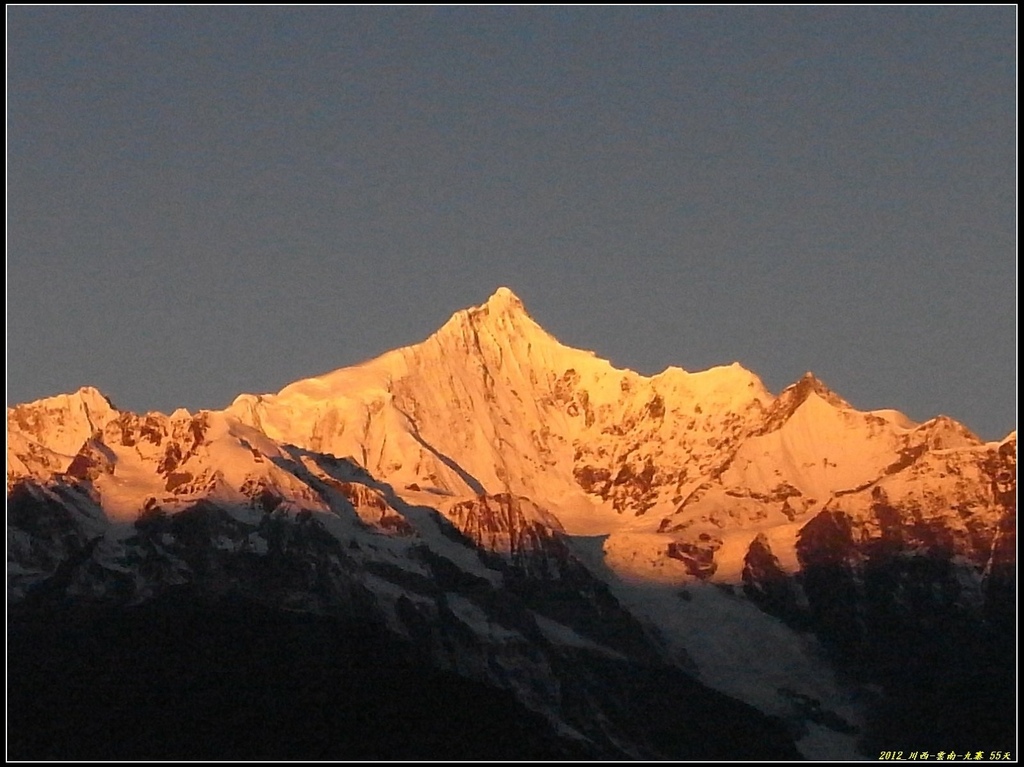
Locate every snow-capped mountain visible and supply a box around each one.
[7,288,1015,760]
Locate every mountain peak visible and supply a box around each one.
[487,286,524,310]
[757,371,851,434]
[472,286,527,321]
[432,287,545,347]
[786,372,847,407]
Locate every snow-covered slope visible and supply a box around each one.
[219,289,1007,587]
[7,287,1014,760]
[225,288,771,521]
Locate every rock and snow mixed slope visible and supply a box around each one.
[218,288,1009,584]
[7,288,1015,760]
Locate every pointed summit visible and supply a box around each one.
[487,286,524,312]
[469,286,528,322]
[440,287,529,324]
[433,287,548,351]
[776,372,850,409]
[757,372,851,434]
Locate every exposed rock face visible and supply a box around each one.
[444,493,568,574]
[742,532,804,624]
[7,288,1014,760]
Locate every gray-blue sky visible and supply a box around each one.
[8,7,1016,439]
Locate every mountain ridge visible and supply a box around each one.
[7,287,1016,760]
[7,288,1006,578]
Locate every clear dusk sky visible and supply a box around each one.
[7,7,1017,440]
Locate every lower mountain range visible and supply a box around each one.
[7,288,1016,759]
